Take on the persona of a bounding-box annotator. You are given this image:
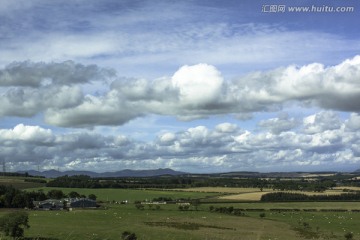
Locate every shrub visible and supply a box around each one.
[344,232,353,240]
[122,231,137,240]
[135,203,144,210]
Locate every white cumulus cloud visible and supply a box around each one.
[172,63,224,106]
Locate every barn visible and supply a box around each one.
[33,199,64,210]
[67,198,97,208]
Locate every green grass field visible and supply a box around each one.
[1,202,359,240]
[0,182,359,239]
[0,204,304,240]
[246,210,360,239]
[26,187,220,202]
[0,188,360,240]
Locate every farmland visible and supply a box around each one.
[26,187,220,203]
[1,197,360,239]
[18,204,305,240]
[1,174,360,239]
[172,186,356,201]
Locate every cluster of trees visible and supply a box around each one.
[269,180,335,192]
[46,175,337,192]
[44,189,96,201]
[46,189,96,201]
[342,178,360,187]
[0,211,29,239]
[0,185,97,209]
[150,196,195,203]
[208,206,244,216]
[261,192,360,202]
[152,196,173,202]
[0,185,47,208]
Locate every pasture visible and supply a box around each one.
[1,181,360,239]
[0,204,308,240]
[246,210,360,239]
[27,187,220,203]
[1,201,359,239]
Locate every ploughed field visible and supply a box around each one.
[0,186,358,239]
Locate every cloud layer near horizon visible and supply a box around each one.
[1,110,359,172]
[1,56,360,128]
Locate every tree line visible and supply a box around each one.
[46,175,194,188]
[46,175,337,192]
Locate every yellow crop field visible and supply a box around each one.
[172,187,268,194]
[218,191,271,201]
[334,186,360,191]
[218,190,346,201]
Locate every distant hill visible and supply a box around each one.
[18,168,187,178]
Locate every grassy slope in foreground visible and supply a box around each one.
[22,204,303,240]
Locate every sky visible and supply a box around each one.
[1,0,360,173]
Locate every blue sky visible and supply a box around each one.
[1,0,360,173]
